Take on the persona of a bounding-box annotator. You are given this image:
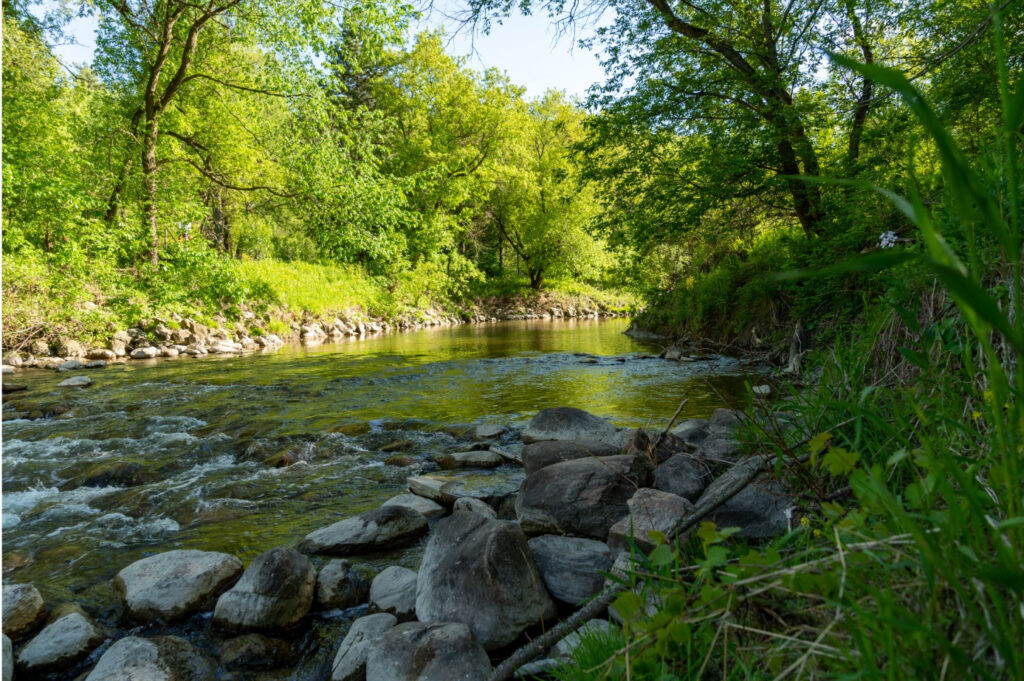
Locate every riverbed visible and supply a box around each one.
[1,317,754,678]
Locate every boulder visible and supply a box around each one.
[2,583,46,639]
[115,549,243,622]
[298,506,428,555]
[316,559,373,610]
[607,488,695,554]
[433,450,504,470]
[653,455,711,502]
[516,455,650,539]
[57,375,92,388]
[212,547,315,631]
[703,473,792,540]
[86,360,107,368]
[84,635,212,681]
[521,407,620,445]
[528,535,613,605]
[57,359,84,372]
[709,408,742,431]
[15,609,105,672]
[2,635,10,681]
[698,437,743,467]
[452,497,496,519]
[416,511,555,650]
[87,348,116,360]
[331,613,397,681]
[56,339,84,357]
[29,339,50,356]
[365,622,491,681]
[671,419,712,448]
[369,567,417,622]
[381,494,445,519]
[521,440,620,476]
[219,633,291,670]
[131,347,159,360]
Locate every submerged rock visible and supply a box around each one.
[365,622,492,681]
[213,547,315,631]
[298,506,428,556]
[516,455,650,539]
[369,566,418,622]
[57,375,92,388]
[416,511,555,650]
[332,613,398,681]
[521,407,620,446]
[115,549,243,622]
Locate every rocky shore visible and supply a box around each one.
[1,405,793,681]
[1,303,625,376]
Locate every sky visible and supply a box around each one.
[46,2,611,100]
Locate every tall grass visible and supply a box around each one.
[552,12,1023,680]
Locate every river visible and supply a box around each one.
[1,318,754,678]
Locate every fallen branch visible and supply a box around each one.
[490,449,793,681]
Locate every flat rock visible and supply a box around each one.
[381,494,445,519]
[521,440,620,476]
[57,360,84,372]
[452,497,496,519]
[472,424,506,440]
[408,472,522,506]
[369,566,417,622]
[416,511,555,650]
[16,610,105,672]
[298,506,428,555]
[85,360,107,368]
[213,547,315,631]
[521,407,620,445]
[57,375,92,388]
[365,622,492,681]
[317,559,374,610]
[607,488,695,554]
[115,549,243,622]
[653,455,711,502]
[331,613,397,681]
[516,455,650,539]
[528,535,613,605]
[433,450,504,470]
[84,635,213,681]
[2,583,46,639]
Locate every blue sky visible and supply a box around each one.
[47,3,610,100]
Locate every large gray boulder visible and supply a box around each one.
[212,547,315,631]
[365,622,492,681]
[115,549,243,622]
[607,488,695,554]
[670,418,711,448]
[317,559,374,610]
[381,494,445,519]
[521,407,620,445]
[369,567,418,622]
[84,635,213,681]
[15,609,105,673]
[528,535,613,605]
[653,455,711,502]
[416,511,555,650]
[298,506,428,555]
[516,455,650,539]
[521,440,620,476]
[702,473,792,539]
[2,583,46,639]
[331,613,397,681]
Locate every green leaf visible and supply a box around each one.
[809,432,832,455]
[648,544,676,567]
[611,591,644,622]
[823,447,860,476]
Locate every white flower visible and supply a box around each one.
[878,231,898,248]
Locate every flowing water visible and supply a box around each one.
[1,318,756,678]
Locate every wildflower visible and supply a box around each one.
[972,411,983,420]
[813,529,823,539]
[878,231,898,248]
[800,516,810,528]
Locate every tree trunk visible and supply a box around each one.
[845,0,874,173]
[529,269,544,291]
[142,113,160,265]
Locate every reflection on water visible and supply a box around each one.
[1,318,759,677]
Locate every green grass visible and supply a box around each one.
[236,259,387,316]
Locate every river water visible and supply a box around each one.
[1,318,753,677]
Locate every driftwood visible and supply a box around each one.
[489,451,780,681]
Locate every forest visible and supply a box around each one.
[3,0,1024,677]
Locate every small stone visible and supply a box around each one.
[85,360,107,369]
[57,375,92,388]
[86,348,116,360]
[380,493,445,519]
[15,610,105,672]
[433,450,504,470]
[2,583,46,639]
[384,455,416,467]
[368,566,417,622]
[452,497,496,519]
[56,359,84,372]
[131,347,159,359]
[472,424,506,440]
[752,384,771,397]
